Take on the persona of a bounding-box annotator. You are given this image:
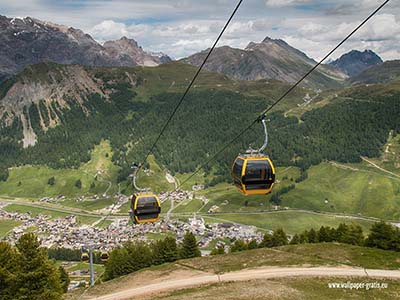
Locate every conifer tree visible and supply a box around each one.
[289,234,300,245]
[152,237,178,264]
[247,239,258,250]
[307,228,318,243]
[210,246,225,256]
[318,226,333,242]
[259,233,273,248]
[270,228,288,247]
[365,221,398,251]
[179,231,201,259]
[14,233,63,300]
[230,240,248,253]
[0,242,18,300]
[58,266,70,293]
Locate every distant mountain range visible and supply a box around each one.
[0,14,391,90]
[329,50,383,77]
[0,15,171,82]
[182,37,348,89]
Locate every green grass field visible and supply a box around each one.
[0,140,120,198]
[3,204,100,225]
[173,199,203,213]
[281,162,400,220]
[61,198,116,211]
[279,243,400,270]
[135,155,175,193]
[146,231,176,241]
[0,219,21,237]
[186,166,300,214]
[66,262,105,274]
[201,211,374,234]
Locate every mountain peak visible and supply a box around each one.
[183,37,347,88]
[329,49,383,77]
[103,36,171,67]
[262,36,282,42]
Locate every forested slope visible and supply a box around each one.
[0,62,399,186]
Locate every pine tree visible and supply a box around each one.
[230,240,248,253]
[365,221,398,251]
[210,246,225,256]
[152,237,178,264]
[336,223,350,243]
[259,233,273,248]
[125,242,153,271]
[299,231,309,244]
[270,228,288,247]
[103,247,130,280]
[74,179,82,189]
[58,266,70,293]
[179,231,201,259]
[345,225,364,246]
[318,226,333,242]
[290,234,300,245]
[307,228,318,243]
[14,233,63,300]
[247,239,258,250]
[0,242,18,300]
[47,177,55,186]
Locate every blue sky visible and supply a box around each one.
[0,0,398,60]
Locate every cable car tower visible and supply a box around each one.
[232,115,276,195]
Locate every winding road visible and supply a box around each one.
[88,266,400,300]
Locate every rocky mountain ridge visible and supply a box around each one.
[182,37,348,89]
[329,50,383,77]
[0,15,171,82]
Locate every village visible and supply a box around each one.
[0,200,264,252]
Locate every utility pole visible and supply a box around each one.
[89,247,94,287]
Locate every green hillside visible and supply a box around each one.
[79,243,400,300]
[0,140,119,198]
[350,60,400,85]
[281,162,400,220]
[199,211,374,235]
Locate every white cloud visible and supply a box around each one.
[0,0,398,60]
[265,0,311,8]
[90,20,130,42]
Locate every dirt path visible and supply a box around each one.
[361,156,400,179]
[87,266,400,300]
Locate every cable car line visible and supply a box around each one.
[96,0,244,228]
[137,0,244,173]
[97,0,389,223]
[259,0,390,117]
[232,116,276,195]
[163,0,391,208]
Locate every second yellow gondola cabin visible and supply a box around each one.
[130,193,161,224]
[232,154,275,195]
[100,251,109,263]
[81,252,89,262]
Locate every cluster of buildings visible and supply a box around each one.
[1,200,262,252]
[158,189,193,202]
